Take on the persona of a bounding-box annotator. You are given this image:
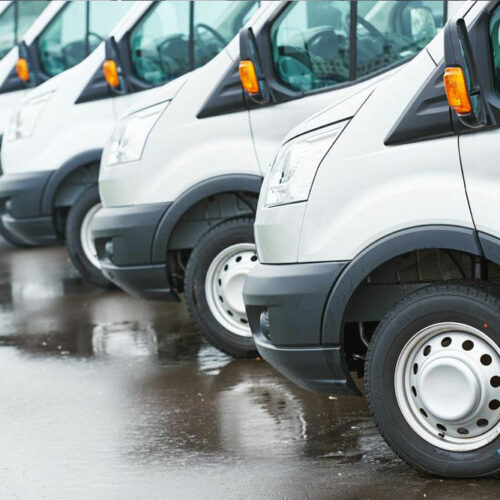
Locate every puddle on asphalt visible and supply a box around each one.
[0,243,499,498]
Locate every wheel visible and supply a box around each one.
[0,218,29,247]
[66,186,111,288]
[366,282,500,478]
[185,218,258,358]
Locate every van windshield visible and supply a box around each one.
[38,1,133,78]
[0,1,48,60]
[130,1,259,86]
[271,1,446,92]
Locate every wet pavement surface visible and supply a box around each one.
[0,239,498,499]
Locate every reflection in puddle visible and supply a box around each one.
[92,322,158,359]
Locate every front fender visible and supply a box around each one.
[151,174,262,264]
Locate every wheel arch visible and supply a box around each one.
[151,174,262,264]
[41,149,103,215]
[321,225,490,348]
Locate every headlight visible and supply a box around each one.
[8,91,54,141]
[265,120,349,207]
[106,101,169,166]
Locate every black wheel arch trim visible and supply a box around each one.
[321,225,486,347]
[151,174,263,264]
[41,149,103,215]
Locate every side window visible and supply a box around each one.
[17,1,48,39]
[39,2,133,78]
[39,2,87,77]
[88,2,133,52]
[193,1,259,68]
[356,1,445,79]
[129,2,191,86]
[0,3,15,60]
[489,7,500,97]
[271,1,351,92]
[130,1,259,87]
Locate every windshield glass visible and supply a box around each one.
[0,1,48,60]
[130,1,259,86]
[38,1,133,78]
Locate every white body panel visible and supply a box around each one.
[298,52,472,262]
[0,2,160,175]
[1,47,116,174]
[459,130,500,240]
[0,2,66,136]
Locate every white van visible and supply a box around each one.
[243,0,500,478]
[93,0,457,358]
[0,0,49,135]
[0,1,135,247]
[0,1,258,281]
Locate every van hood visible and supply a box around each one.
[284,70,400,144]
[120,73,191,119]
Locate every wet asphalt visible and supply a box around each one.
[0,239,498,499]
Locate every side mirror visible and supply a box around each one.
[16,41,35,86]
[103,37,128,95]
[443,18,486,129]
[239,27,271,105]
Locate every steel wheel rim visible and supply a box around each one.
[205,243,258,338]
[395,322,500,452]
[80,203,101,270]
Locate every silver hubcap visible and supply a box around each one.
[395,322,500,451]
[205,243,258,338]
[80,203,101,270]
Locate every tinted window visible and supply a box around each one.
[0,3,15,60]
[357,1,445,78]
[130,1,191,86]
[193,1,259,67]
[490,6,500,96]
[0,1,48,60]
[271,1,446,93]
[271,1,351,92]
[130,1,259,86]
[39,2,132,78]
[17,1,49,39]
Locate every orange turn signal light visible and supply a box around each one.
[103,59,120,88]
[16,58,30,82]
[444,66,472,115]
[239,59,260,95]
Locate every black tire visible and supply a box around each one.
[0,218,30,247]
[366,282,500,478]
[66,186,111,288]
[184,218,258,358]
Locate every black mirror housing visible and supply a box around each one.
[444,17,486,129]
[239,27,272,106]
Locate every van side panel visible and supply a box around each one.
[297,51,474,263]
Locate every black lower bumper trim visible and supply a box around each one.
[100,261,178,301]
[2,214,57,246]
[93,203,177,300]
[254,332,354,394]
[0,170,57,245]
[243,261,359,395]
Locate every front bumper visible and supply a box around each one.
[243,261,359,395]
[92,202,178,301]
[0,170,58,246]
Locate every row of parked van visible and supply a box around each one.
[1,0,499,478]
